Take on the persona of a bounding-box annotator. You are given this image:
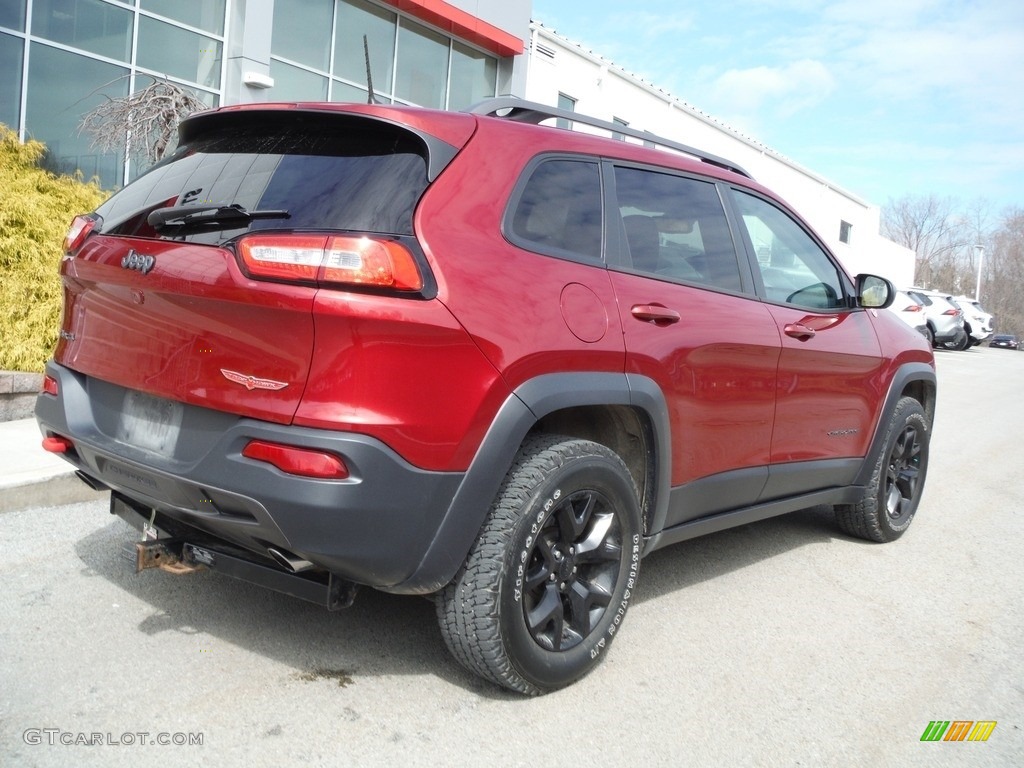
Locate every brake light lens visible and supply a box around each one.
[63,215,97,255]
[942,308,961,316]
[42,375,59,396]
[902,304,922,312]
[238,235,423,291]
[242,440,349,480]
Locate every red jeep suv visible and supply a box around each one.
[36,98,936,694]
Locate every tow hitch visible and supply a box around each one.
[112,494,359,610]
[132,539,206,575]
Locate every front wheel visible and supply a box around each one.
[835,397,930,542]
[437,435,642,694]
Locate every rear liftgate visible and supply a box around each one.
[112,494,359,611]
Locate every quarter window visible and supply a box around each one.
[732,190,846,309]
[613,167,741,291]
[508,159,602,262]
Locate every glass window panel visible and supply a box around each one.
[26,43,128,188]
[127,84,218,180]
[272,0,332,71]
[0,1,26,31]
[614,167,741,289]
[269,59,328,101]
[509,160,603,261]
[448,42,495,110]
[32,0,132,62]
[557,92,575,130]
[394,19,448,109]
[0,33,23,129]
[334,0,395,97]
[331,79,371,104]
[141,0,226,35]
[732,190,845,308]
[137,16,221,88]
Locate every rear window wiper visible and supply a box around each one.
[147,204,290,232]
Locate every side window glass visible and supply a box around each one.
[613,167,741,291]
[508,159,602,261]
[732,190,846,309]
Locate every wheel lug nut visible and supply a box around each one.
[549,573,556,581]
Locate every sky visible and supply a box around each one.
[530,0,1024,213]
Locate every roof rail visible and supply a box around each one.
[466,97,751,179]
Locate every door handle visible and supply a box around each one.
[784,323,816,340]
[631,304,680,325]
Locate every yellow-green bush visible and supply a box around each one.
[0,125,107,372]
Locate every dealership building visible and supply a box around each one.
[0,0,912,283]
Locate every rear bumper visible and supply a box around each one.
[929,322,962,343]
[35,362,464,590]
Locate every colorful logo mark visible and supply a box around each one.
[920,721,997,742]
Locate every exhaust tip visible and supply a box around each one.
[267,547,315,573]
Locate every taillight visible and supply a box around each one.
[63,214,97,255]
[942,308,961,316]
[242,440,349,480]
[238,234,423,291]
[902,304,922,312]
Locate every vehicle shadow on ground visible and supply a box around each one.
[635,504,844,603]
[72,504,851,697]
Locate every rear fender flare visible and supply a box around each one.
[392,372,671,593]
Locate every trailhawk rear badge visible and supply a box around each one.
[220,369,288,391]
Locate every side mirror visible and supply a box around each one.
[857,274,895,309]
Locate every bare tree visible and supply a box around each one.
[986,208,1024,336]
[78,76,207,167]
[881,194,969,287]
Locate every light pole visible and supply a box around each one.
[974,245,985,302]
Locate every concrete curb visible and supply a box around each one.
[0,418,104,513]
[0,473,104,514]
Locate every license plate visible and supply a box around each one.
[116,390,183,454]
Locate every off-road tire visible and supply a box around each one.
[835,397,929,542]
[437,435,642,695]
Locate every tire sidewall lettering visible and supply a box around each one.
[502,457,641,689]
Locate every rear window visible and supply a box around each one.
[95,112,430,244]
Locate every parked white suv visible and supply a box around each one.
[886,290,930,340]
[951,296,994,347]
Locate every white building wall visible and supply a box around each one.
[525,24,915,287]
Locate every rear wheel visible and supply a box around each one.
[437,435,642,694]
[835,397,929,542]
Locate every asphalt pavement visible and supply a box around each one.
[1,347,1022,767]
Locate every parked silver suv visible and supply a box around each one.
[906,288,967,350]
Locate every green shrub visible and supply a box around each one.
[0,125,107,372]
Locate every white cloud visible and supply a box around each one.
[710,59,836,118]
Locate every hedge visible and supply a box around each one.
[0,125,107,372]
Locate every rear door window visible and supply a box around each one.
[95,113,430,244]
[611,166,743,292]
